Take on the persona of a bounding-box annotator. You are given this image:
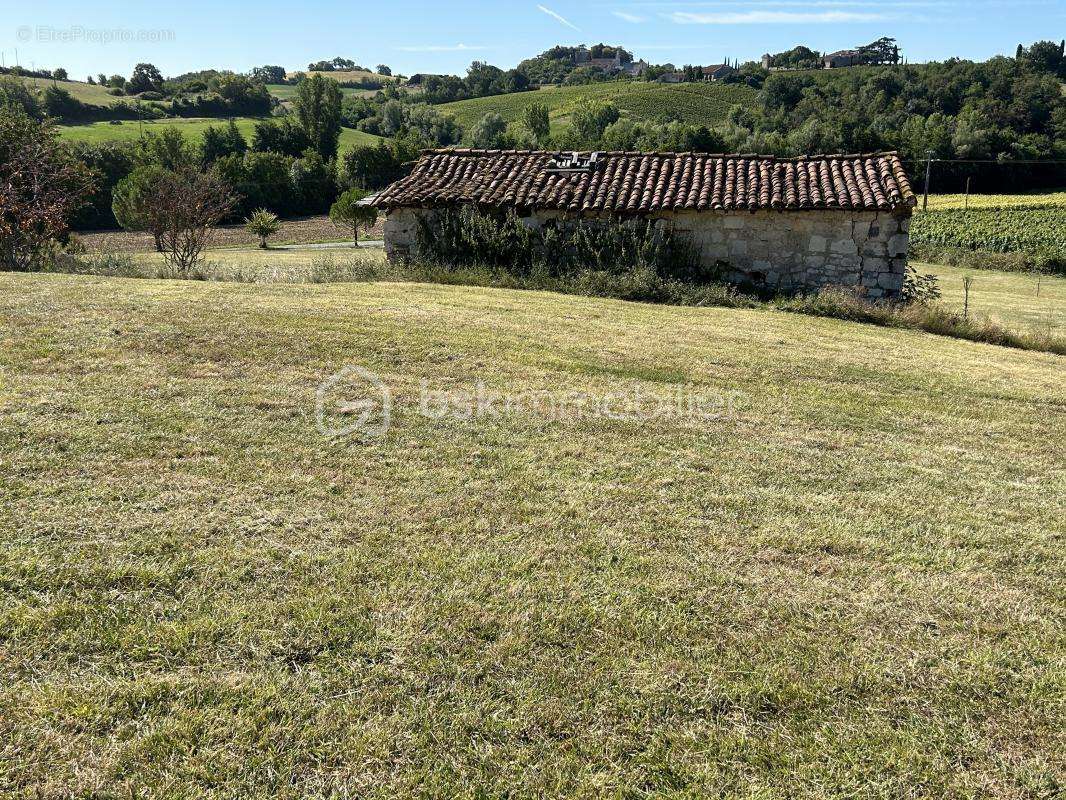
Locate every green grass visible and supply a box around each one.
[57,117,384,150]
[1,269,1063,797]
[924,261,1066,335]
[439,81,758,135]
[12,75,126,107]
[121,246,1065,342]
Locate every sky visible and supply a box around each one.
[1,0,1063,79]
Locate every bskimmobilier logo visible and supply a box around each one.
[315,366,393,440]
[315,365,740,441]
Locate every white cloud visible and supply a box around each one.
[667,10,890,23]
[613,10,647,22]
[395,43,489,52]
[537,4,582,31]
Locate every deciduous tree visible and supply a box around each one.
[0,107,92,270]
[294,74,343,160]
[146,169,237,275]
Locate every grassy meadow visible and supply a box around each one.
[12,75,130,106]
[117,246,1066,340]
[1,267,1063,797]
[57,117,384,149]
[298,69,394,83]
[439,81,758,135]
[925,262,1066,335]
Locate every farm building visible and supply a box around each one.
[371,150,917,298]
[823,49,863,68]
[702,64,738,81]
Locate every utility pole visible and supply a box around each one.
[964,176,971,212]
[922,150,934,211]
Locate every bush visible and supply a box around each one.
[245,209,281,248]
[112,165,170,249]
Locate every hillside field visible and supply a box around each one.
[12,75,128,107]
[439,81,758,134]
[1,269,1063,797]
[57,117,384,150]
[295,69,395,84]
[266,83,390,102]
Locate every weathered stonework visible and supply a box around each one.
[657,208,911,298]
[383,206,912,299]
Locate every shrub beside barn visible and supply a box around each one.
[371,150,916,298]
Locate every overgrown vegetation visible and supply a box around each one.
[415,205,707,283]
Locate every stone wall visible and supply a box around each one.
[660,208,910,298]
[382,208,424,263]
[382,206,911,299]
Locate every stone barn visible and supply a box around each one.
[371,150,916,298]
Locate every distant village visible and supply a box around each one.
[521,38,905,87]
[402,38,906,94]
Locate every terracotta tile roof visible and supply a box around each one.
[372,150,917,214]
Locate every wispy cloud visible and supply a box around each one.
[537,4,582,31]
[395,43,489,52]
[613,10,647,22]
[668,10,890,23]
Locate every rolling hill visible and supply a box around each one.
[294,69,394,84]
[11,75,149,107]
[266,83,383,102]
[439,81,758,133]
[56,117,384,151]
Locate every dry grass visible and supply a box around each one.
[77,216,385,254]
[924,262,1065,336]
[1,271,1063,798]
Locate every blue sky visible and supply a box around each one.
[1,0,1063,79]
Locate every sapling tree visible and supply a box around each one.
[330,188,378,246]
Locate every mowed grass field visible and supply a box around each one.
[126,247,1065,336]
[1,270,1063,797]
[57,117,384,149]
[440,81,758,134]
[926,262,1066,334]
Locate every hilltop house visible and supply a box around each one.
[702,64,737,81]
[370,150,916,298]
[823,50,863,68]
[572,47,647,77]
